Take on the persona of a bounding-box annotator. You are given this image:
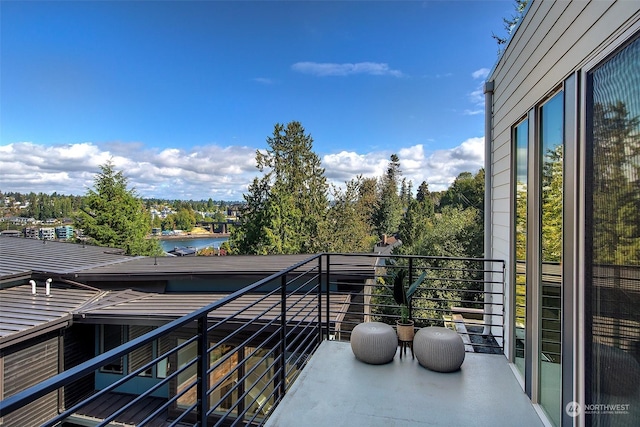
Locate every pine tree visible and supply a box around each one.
[374,154,403,237]
[230,121,329,254]
[75,160,162,256]
[592,101,640,264]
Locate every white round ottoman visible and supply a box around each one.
[350,322,398,365]
[414,327,465,372]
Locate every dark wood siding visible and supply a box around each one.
[2,333,59,427]
[63,323,96,409]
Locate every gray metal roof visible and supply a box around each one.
[76,289,350,325]
[71,253,377,282]
[0,283,100,349]
[0,236,140,283]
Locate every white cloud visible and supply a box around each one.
[253,77,275,85]
[472,68,490,80]
[0,137,485,200]
[0,141,257,200]
[291,61,403,77]
[322,138,484,192]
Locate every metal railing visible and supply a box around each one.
[325,254,505,353]
[0,253,505,427]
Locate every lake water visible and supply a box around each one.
[159,236,228,252]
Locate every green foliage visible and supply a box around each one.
[374,154,403,237]
[492,0,529,51]
[541,144,563,262]
[592,101,640,265]
[230,121,329,255]
[75,160,162,256]
[174,208,197,231]
[398,198,434,248]
[413,206,483,258]
[392,268,426,323]
[438,169,485,213]
[322,178,378,253]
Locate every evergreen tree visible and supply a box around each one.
[374,154,403,237]
[592,101,640,264]
[75,160,162,256]
[322,178,378,253]
[230,121,329,254]
[416,181,430,203]
[397,198,433,250]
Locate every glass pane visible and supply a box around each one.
[539,91,564,427]
[514,119,528,377]
[101,325,124,374]
[176,339,197,408]
[208,344,238,416]
[243,347,275,420]
[587,34,640,426]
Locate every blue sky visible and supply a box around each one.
[1,1,512,200]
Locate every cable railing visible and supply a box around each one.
[0,253,505,427]
[325,253,505,353]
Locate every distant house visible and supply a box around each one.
[38,227,55,240]
[55,225,73,240]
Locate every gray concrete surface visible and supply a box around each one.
[266,340,543,427]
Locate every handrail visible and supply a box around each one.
[0,252,506,426]
[0,253,324,419]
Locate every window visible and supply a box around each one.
[513,118,529,377]
[101,325,124,374]
[586,32,640,426]
[538,91,564,427]
[99,325,167,379]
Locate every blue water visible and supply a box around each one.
[159,236,228,252]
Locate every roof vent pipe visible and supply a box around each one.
[46,278,52,296]
[30,279,37,295]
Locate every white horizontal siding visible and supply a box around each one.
[489,0,640,267]
[488,0,640,361]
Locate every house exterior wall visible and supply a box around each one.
[491,0,640,355]
[488,1,640,426]
[63,324,96,411]
[1,333,60,427]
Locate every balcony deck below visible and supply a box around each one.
[266,340,543,427]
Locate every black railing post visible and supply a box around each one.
[279,274,287,398]
[408,257,414,319]
[197,316,208,426]
[325,254,331,340]
[318,255,323,345]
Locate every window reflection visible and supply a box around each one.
[539,91,563,427]
[587,34,640,426]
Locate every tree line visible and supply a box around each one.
[4,120,485,258]
[228,121,485,259]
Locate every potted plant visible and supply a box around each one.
[393,268,426,342]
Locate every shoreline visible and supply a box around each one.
[154,233,230,240]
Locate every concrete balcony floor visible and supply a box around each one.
[266,341,543,427]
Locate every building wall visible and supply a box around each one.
[490,0,640,359]
[1,333,60,427]
[63,324,96,410]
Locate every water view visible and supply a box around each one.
[159,236,228,252]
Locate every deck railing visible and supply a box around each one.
[0,253,504,427]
